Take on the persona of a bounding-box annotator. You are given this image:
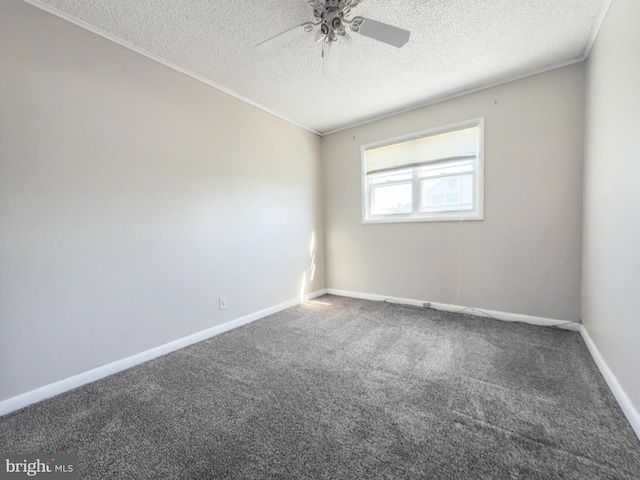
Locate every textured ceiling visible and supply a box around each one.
[27,0,608,134]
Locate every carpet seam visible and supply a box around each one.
[453,410,627,475]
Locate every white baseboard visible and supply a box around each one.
[304,288,327,302]
[325,289,581,330]
[579,325,640,440]
[0,289,326,417]
[4,287,637,443]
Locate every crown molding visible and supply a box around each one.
[20,0,608,138]
[321,56,585,135]
[19,0,323,137]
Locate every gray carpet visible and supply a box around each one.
[1,295,640,479]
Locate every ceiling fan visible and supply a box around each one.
[256,0,411,76]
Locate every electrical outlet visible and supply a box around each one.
[219,297,227,310]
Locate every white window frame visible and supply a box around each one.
[361,118,485,224]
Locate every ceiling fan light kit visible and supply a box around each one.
[256,0,411,75]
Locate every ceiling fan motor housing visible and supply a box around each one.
[313,0,348,41]
[312,7,325,21]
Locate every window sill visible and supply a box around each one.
[363,212,484,224]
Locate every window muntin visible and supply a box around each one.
[362,119,484,223]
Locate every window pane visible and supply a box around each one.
[371,183,412,215]
[420,174,473,212]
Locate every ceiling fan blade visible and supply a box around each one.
[351,17,410,48]
[322,39,339,76]
[256,22,314,53]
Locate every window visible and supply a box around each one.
[362,118,484,223]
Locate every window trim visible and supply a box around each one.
[361,118,485,224]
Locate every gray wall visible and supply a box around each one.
[0,1,324,401]
[583,0,640,412]
[323,64,584,321]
